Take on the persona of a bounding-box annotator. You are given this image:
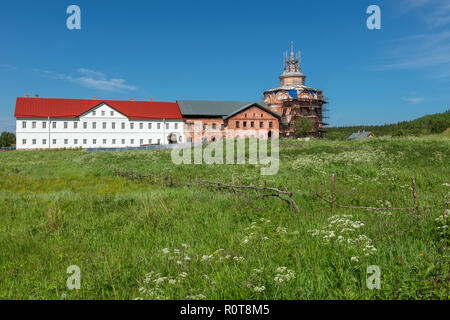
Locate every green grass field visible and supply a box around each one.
[0,136,449,300]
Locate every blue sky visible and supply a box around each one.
[1,0,449,132]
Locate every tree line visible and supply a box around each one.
[324,110,450,140]
[0,132,16,147]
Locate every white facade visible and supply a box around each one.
[16,103,185,150]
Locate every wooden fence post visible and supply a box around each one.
[254,176,258,197]
[232,174,236,193]
[264,180,268,197]
[331,174,336,212]
[411,177,419,210]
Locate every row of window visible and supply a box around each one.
[22,138,163,145]
[185,121,273,130]
[236,121,273,129]
[91,110,115,117]
[22,121,178,130]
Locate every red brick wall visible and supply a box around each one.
[184,106,279,142]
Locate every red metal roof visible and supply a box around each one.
[14,97,184,120]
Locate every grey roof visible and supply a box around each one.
[347,131,374,140]
[177,100,279,119]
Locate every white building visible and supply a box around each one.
[15,96,185,150]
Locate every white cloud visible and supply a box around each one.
[402,97,424,104]
[377,31,450,76]
[39,68,137,92]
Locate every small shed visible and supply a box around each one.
[347,131,375,140]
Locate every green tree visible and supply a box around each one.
[0,132,16,147]
[294,117,313,138]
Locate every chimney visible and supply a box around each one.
[93,97,96,100]
[25,94,29,98]
[35,94,39,98]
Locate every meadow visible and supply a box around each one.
[0,136,448,300]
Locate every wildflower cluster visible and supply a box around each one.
[201,248,245,263]
[308,214,376,262]
[274,267,295,284]
[435,210,449,237]
[241,218,298,246]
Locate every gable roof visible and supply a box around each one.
[347,131,375,140]
[177,100,279,119]
[14,97,183,120]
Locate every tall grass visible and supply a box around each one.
[0,136,448,299]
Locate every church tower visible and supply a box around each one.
[263,42,328,138]
[279,41,306,87]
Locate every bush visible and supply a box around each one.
[294,117,313,138]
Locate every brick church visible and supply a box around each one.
[263,42,327,137]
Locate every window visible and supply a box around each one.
[253,113,256,117]
[130,139,134,144]
[157,139,161,144]
[251,121,254,128]
[103,139,107,144]
[22,121,26,129]
[140,123,143,129]
[187,137,192,142]
[140,139,143,145]
[53,139,57,145]
[260,122,264,128]
[122,139,125,144]
[43,139,47,145]
[32,139,36,145]
[32,121,36,129]
[245,114,247,118]
[203,124,207,130]
[93,139,97,145]
[83,139,87,145]
[74,139,78,145]
[269,122,273,128]
[148,139,152,144]
[157,123,161,129]
[22,139,26,145]
[112,139,116,145]
[166,123,169,130]
[92,122,96,129]
[64,122,68,129]
[175,123,178,130]
[243,121,247,127]
[101,111,105,116]
[42,122,47,129]
[130,123,134,129]
[52,122,56,129]
[187,123,192,130]
[111,111,114,116]
[92,111,96,116]
[112,122,116,129]
[83,122,87,129]
[148,123,152,129]
[236,121,240,128]
[74,122,78,129]
[121,122,125,129]
[212,123,216,130]
[103,122,107,129]
[261,114,263,117]
[220,124,225,130]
